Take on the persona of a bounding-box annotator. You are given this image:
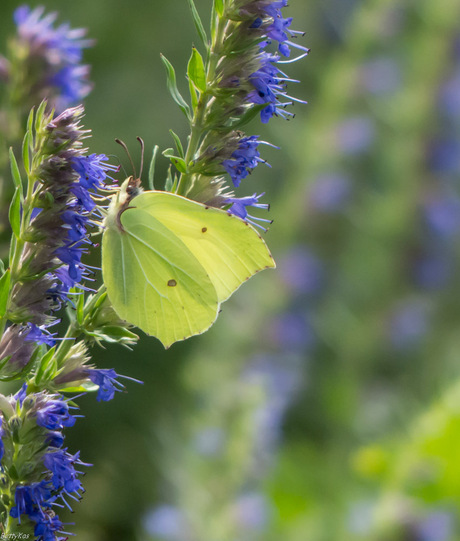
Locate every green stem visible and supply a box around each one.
[176,13,229,196]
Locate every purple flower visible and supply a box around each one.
[10,481,53,521]
[247,52,306,123]
[224,193,272,229]
[43,449,86,493]
[32,511,66,541]
[25,323,57,347]
[72,154,115,189]
[87,368,125,401]
[222,136,271,187]
[256,0,308,58]
[35,398,76,430]
[14,383,28,406]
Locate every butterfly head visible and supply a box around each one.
[105,176,144,232]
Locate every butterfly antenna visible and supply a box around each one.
[137,137,145,180]
[115,138,137,179]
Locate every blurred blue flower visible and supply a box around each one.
[309,172,352,212]
[278,247,324,296]
[269,311,315,352]
[14,5,93,112]
[439,67,460,118]
[244,354,302,458]
[423,192,460,238]
[360,56,401,96]
[233,492,271,531]
[387,299,429,351]
[414,509,454,541]
[428,138,460,174]
[143,505,188,540]
[413,250,453,290]
[336,116,375,155]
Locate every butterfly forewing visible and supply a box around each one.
[133,191,276,302]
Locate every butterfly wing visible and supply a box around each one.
[132,191,276,302]
[102,203,219,348]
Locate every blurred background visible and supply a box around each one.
[2,0,460,539]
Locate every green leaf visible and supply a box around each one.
[96,325,139,344]
[169,130,185,158]
[189,77,199,111]
[163,149,187,173]
[9,149,23,193]
[226,103,267,130]
[187,0,209,47]
[22,131,31,175]
[160,54,191,120]
[0,270,11,318]
[214,0,224,17]
[34,100,48,133]
[148,145,160,190]
[93,290,108,310]
[187,47,207,93]
[26,107,34,139]
[75,289,85,325]
[9,187,21,238]
[165,166,174,192]
[34,346,56,385]
[8,237,16,269]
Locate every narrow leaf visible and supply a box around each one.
[0,270,11,318]
[189,77,199,111]
[75,290,85,325]
[187,0,208,47]
[9,187,21,238]
[9,149,23,192]
[22,131,31,175]
[27,107,35,146]
[227,103,267,130]
[214,0,224,17]
[160,54,191,120]
[187,47,207,93]
[34,100,48,133]
[165,166,174,192]
[148,145,160,190]
[163,148,187,174]
[169,130,185,158]
[34,346,56,385]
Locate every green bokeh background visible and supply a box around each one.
[2,0,460,540]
